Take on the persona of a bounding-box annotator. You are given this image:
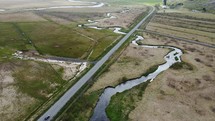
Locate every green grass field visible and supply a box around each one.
[89,35,119,60]
[3,59,66,121]
[3,21,120,60]
[0,23,30,62]
[0,21,121,60]
[74,27,120,60]
[106,81,150,121]
[0,23,27,50]
[16,22,94,58]
[59,90,101,121]
[13,60,66,101]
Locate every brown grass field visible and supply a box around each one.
[129,32,215,121]
[0,60,65,121]
[145,12,215,44]
[88,43,169,93]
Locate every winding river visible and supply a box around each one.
[1,0,104,12]
[90,35,183,121]
[81,19,126,34]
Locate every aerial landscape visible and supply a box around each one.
[0,0,214,121]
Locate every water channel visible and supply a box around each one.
[90,35,183,121]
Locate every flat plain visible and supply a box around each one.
[1,0,215,121]
[0,0,154,121]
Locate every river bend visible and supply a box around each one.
[90,35,183,121]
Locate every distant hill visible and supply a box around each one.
[168,0,215,13]
[184,0,215,13]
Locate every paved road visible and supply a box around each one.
[38,6,155,121]
[142,30,215,49]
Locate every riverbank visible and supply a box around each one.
[128,32,215,121]
[90,35,183,121]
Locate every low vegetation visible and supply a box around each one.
[36,11,104,26]
[0,19,120,60]
[131,14,215,119]
[58,90,102,121]
[75,28,120,60]
[13,60,66,101]
[0,59,67,121]
[170,61,193,70]
[142,65,158,76]
[3,0,214,121]
[146,12,215,44]
[0,23,29,62]
[106,80,150,121]
[183,0,215,13]
[16,22,93,58]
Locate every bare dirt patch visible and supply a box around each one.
[51,62,85,81]
[0,63,37,121]
[0,59,72,121]
[92,6,148,28]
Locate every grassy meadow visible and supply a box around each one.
[0,23,29,62]
[16,22,94,58]
[106,81,150,121]
[75,27,120,60]
[13,60,66,101]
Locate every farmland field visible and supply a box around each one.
[145,12,215,44]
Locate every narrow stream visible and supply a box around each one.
[80,19,126,34]
[90,35,183,121]
[113,27,127,35]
